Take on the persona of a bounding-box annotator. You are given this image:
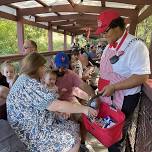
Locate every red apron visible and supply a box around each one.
[99,31,128,109]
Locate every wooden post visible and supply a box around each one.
[149,32,152,78]
[71,34,74,44]
[48,25,53,52]
[129,14,138,35]
[16,10,24,54]
[64,31,67,50]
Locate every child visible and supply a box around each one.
[44,69,71,121]
[1,62,16,88]
[44,69,58,93]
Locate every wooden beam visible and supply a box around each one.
[129,13,138,35]
[35,1,61,17]
[35,0,48,7]
[19,5,73,16]
[0,11,17,21]
[50,20,75,26]
[54,12,60,16]
[95,0,152,5]
[19,4,136,17]
[101,0,105,7]
[36,14,98,22]
[135,5,144,12]
[16,10,24,53]
[64,31,67,50]
[138,6,152,23]
[59,25,97,31]
[23,19,48,29]
[48,24,53,52]
[0,0,29,5]
[23,18,66,35]
[67,0,75,8]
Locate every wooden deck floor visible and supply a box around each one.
[86,133,108,152]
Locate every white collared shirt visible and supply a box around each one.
[103,31,151,96]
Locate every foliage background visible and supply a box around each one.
[0,15,152,55]
[0,18,71,55]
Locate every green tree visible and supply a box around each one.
[0,18,17,55]
[136,15,152,47]
[24,24,48,52]
[0,19,72,55]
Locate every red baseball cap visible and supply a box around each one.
[96,10,120,35]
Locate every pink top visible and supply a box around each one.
[56,69,83,100]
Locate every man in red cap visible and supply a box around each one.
[96,10,150,151]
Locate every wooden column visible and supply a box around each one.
[149,33,152,78]
[129,14,138,35]
[64,31,67,50]
[71,34,74,44]
[48,25,53,52]
[17,10,24,54]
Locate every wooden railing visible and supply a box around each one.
[0,50,71,63]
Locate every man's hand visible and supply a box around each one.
[101,84,115,97]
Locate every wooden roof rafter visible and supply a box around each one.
[35,0,48,7]
[138,5,152,23]
[67,0,75,8]
[0,0,29,5]
[95,0,152,5]
[19,4,137,17]
[59,24,97,31]
[36,14,98,22]
[101,0,106,7]
[49,19,96,27]
[35,0,61,17]
[50,20,75,26]
[0,0,152,36]
[0,11,17,21]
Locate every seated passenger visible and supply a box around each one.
[23,40,37,54]
[55,52,93,102]
[1,61,16,88]
[44,69,58,93]
[88,45,97,59]
[71,48,83,78]
[6,52,97,152]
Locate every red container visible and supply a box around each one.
[82,102,125,147]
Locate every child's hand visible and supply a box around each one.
[84,106,98,118]
[62,113,70,119]
[55,112,70,120]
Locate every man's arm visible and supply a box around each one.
[102,74,149,96]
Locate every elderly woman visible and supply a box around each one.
[6,52,97,152]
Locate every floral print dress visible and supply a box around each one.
[6,75,80,152]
